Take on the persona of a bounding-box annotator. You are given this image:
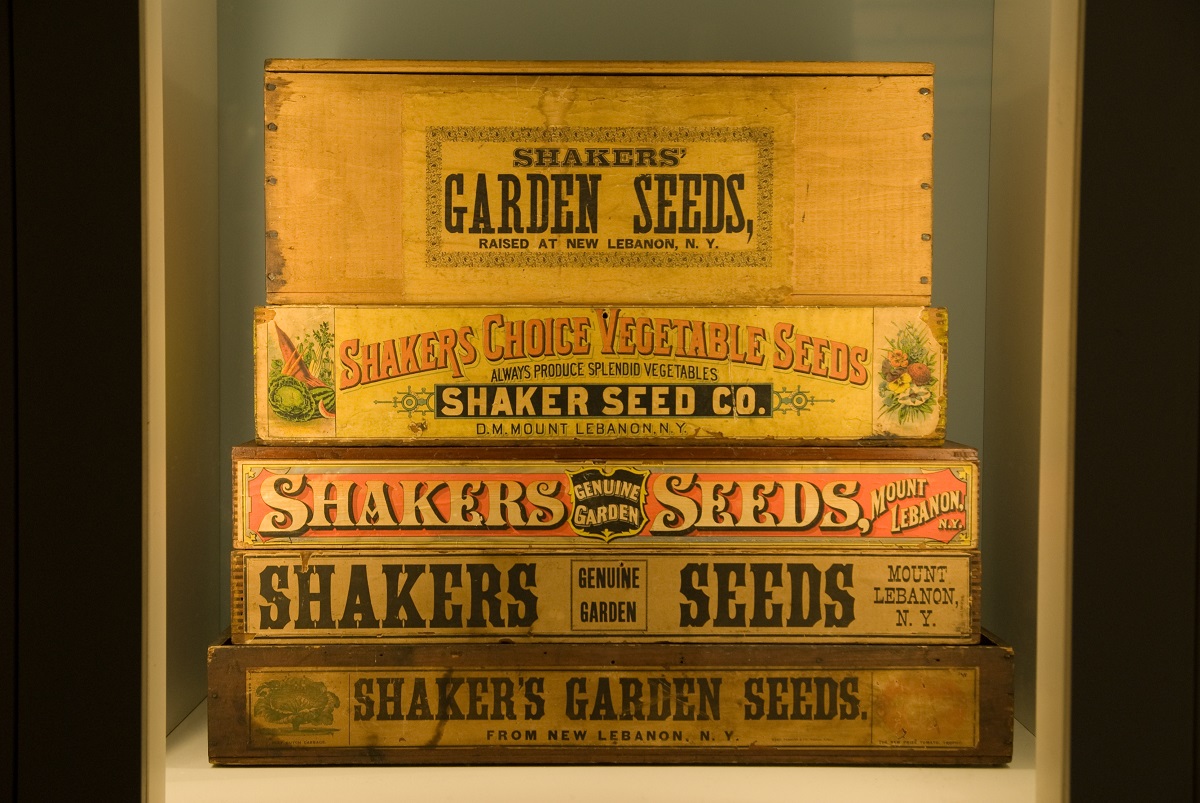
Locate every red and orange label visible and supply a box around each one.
[238,458,975,549]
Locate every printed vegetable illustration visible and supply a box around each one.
[253,676,340,732]
[269,322,335,421]
[268,375,320,422]
[878,322,938,424]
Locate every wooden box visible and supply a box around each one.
[264,60,934,307]
[230,547,979,645]
[233,443,979,550]
[254,305,947,445]
[207,636,1012,765]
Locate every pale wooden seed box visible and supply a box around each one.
[264,60,934,306]
[254,305,948,445]
[230,546,979,645]
[207,637,1013,765]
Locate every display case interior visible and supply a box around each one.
[146,1,1078,799]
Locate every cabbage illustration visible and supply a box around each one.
[268,374,319,422]
[253,676,340,732]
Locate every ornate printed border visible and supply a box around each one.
[425,126,774,268]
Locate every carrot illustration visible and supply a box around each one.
[274,323,327,388]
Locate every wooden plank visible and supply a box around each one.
[233,442,979,549]
[266,60,935,76]
[253,305,948,445]
[207,636,1013,765]
[230,548,979,644]
[264,62,933,305]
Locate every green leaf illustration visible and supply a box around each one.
[253,676,340,732]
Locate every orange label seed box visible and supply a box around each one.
[233,444,978,549]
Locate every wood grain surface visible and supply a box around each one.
[263,62,933,306]
[207,635,1013,765]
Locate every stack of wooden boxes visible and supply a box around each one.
[208,61,1013,765]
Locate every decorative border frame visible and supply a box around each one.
[425,126,774,268]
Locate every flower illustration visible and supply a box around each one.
[878,322,939,425]
[896,385,932,407]
[887,349,910,368]
[886,373,913,395]
[907,361,933,386]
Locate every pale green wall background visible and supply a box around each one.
[217,0,1014,716]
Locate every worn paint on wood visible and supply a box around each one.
[263,61,934,306]
[254,305,947,445]
[233,442,978,549]
[207,637,1013,765]
[230,548,978,644]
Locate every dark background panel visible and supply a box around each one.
[1072,0,1200,799]
[9,0,143,799]
[2,0,15,797]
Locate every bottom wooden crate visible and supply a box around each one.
[207,635,1014,766]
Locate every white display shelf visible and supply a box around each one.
[167,701,1036,803]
